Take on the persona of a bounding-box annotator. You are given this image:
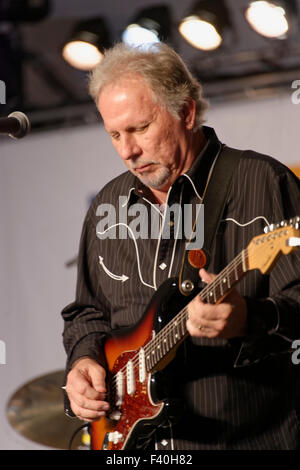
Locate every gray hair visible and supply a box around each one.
[89,42,208,131]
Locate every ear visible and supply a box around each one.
[180,98,196,130]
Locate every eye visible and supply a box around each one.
[110,132,120,141]
[136,123,149,133]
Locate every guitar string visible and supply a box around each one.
[108,248,248,397]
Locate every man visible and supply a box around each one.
[62,42,300,449]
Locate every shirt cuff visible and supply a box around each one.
[232,297,285,368]
[68,332,107,369]
[245,296,279,335]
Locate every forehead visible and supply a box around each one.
[99,76,156,107]
[97,76,160,129]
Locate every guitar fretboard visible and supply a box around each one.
[143,249,248,372]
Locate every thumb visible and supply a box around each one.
[199,268,216,284]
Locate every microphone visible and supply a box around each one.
[0,111,31,139]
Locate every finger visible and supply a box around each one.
[72,405,108,422]
[187,314,229,337]
[188,300,229,323]
[69,389,110,413]
[67,370,103,401]
[186,318,217,338]
[88,363,107,394]
[199,268,216,284]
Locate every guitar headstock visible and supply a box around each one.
[247,216,300,274]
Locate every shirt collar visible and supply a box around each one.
[183,126,223,199]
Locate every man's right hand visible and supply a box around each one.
[65,357,110,422]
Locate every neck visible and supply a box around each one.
[150,128,206,204]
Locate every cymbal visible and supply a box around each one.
[6,370,86,449]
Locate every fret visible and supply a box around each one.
[156,342,162,360]
[207,290,215,303]
[227,271,231,288]
[220,280,223,296]
[180,315,185,337]
[162,337,167,355]
[168,329,173,348]
[167,332,171,352]
[151,348,157,366]
[236,260,244,280]
[215,282,222,301]
[146,353,151,372]
[173,320,180,342]
[234,261,238,281]
[242,250,247,272]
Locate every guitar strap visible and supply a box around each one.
[178,144,244,295]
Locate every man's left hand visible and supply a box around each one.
[186,268,247,339]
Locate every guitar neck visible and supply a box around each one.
[143,216,300,372]
[144,249,249,372]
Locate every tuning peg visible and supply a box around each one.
[294,216,300,229]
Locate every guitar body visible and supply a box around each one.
[91,277,193,450]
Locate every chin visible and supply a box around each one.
[138,168,171,190]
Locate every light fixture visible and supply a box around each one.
[62,18,111,71]
[122,6,171,48]
[179,0,231,51]
[245,1,296,39]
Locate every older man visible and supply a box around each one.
[62,43,300,450]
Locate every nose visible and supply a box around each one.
[118,134,141,162]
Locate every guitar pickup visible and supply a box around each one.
[126,360,135,395]
[115,370,124,406]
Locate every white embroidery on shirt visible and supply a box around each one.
[222,216,271,228]
[98,256,129,282]
[97,223,155,290]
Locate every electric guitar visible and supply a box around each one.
[91,217,300,450]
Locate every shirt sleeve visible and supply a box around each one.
[233,166,300,367]
[61,205,112,414]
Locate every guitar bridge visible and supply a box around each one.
[108,409,121,421]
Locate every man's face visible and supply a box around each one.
[98,76,193,192]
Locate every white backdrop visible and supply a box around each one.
[0,91,299,449]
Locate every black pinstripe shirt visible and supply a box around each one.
[62,127,300,449]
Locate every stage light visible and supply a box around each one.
[62,18,111,71]
[179,16,222,51]
[179,0,230,51]
[245,1,295,38]
[122,6,171,47]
